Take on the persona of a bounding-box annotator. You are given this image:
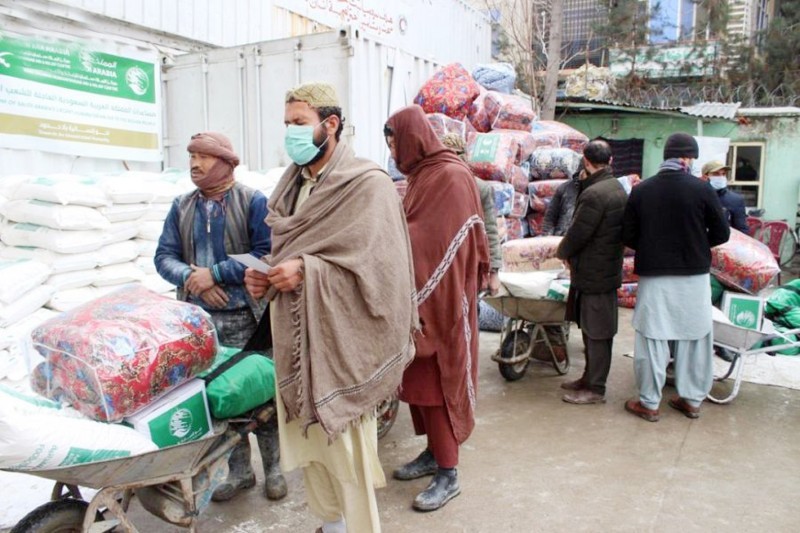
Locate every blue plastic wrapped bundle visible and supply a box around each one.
[487,181,515,216]
[472,63,517,94]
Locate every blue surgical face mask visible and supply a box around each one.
[284,119,329,166]
[709,176,728,190]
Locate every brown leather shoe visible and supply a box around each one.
[560,378,586,391]
[624,399,660,422]
[668,396,700,419]
[562,389,605,404]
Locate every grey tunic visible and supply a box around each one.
[632,274,712,340]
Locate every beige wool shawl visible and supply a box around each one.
[265,141,418,438]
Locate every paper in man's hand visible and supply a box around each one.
[230,253,272,274]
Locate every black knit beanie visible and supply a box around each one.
[663,133,699,159]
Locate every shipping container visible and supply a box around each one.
[163,26,445,171]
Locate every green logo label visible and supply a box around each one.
[0,34,156,103]
[470,134,501,163]
[169,408,194,438]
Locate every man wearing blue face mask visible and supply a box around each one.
[701,160,749,234]
[244,83,418,533]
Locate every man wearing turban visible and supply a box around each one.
[154,131,287,502]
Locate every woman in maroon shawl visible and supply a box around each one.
[385,105,489,512]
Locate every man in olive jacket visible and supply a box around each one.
[556,139,628,404]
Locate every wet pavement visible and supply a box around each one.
[106,305,800,533]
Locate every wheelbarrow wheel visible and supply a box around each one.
[376,397,400,439]
[499,328,530,381]
[10,499,90,533]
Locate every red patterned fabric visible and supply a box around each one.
[710,229,780,294]
[530,121,589,153]
[509,191,529,219]
[31,285,217,422]
[484,92,537,131]
[426,113,469,140]
[617,282,638,308]
[504,217,525,241]
[465,132,520,182]
[622,256,638,283]
[509,165,529,193]
[414,63,481,120]
[491,129,539,164]
[502,236,563,272]
[526,211,546,237]
[467,87,491,132]
[528,179,567,197]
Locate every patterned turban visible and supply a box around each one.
[285,82,340,108]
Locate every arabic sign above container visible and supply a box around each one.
[0,31,162,161]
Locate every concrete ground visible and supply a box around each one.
[110,306,800,533]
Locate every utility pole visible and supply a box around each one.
[541,0,563,120]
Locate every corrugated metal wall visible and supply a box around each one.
[51,0,491,65]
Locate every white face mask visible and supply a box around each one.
[709,176,728,190]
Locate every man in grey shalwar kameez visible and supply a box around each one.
[621,133,730,421]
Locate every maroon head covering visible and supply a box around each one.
[187,132,239,200]
[386,105,467,180]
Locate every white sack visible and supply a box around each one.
[0,259,51,304]
[96,241,140,267]
[135,256,157,274]
[93,262,146,287]
[499,270,563,299]
[1,222,107,254]
[0,246,98,273]
[101,172,160,203]
[141,202,172,221]
[46,269,100,291]
[0,285,55,327]
[0,392,157,470]
[0,200,110,230]
[139,274,174,294]
[97,204,150,222]
[135,238,159,257]
[46,287,116,313]
[137,220,165,241]
[12,175,110,207]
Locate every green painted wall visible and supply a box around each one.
[560,111,800,226]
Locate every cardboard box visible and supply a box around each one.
[124,379,213,448]
[721,292,764,331]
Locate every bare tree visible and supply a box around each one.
[540,0,562,120]
[482,0,596,118]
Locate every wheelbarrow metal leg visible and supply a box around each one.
[85,487,136,532]
[707,351,744,404]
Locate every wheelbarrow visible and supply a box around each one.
[707,321,800,404]
[6,403,275,533]
[483,295,571,381]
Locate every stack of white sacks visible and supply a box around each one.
[0,171,187,381]
[0,167,284,383]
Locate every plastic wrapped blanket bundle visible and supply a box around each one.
[30,285,218,422]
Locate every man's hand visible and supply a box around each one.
[185,264,216,295]
[199,285,229,308]
[267,258,304,292]
[488,271,501,296]
[244,268,271,299]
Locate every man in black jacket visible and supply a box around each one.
[701,160,749,234]
[556,140,628,404]
[541,164,583,236]
[622,133,730,422]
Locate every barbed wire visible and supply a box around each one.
[609,81,800,108]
